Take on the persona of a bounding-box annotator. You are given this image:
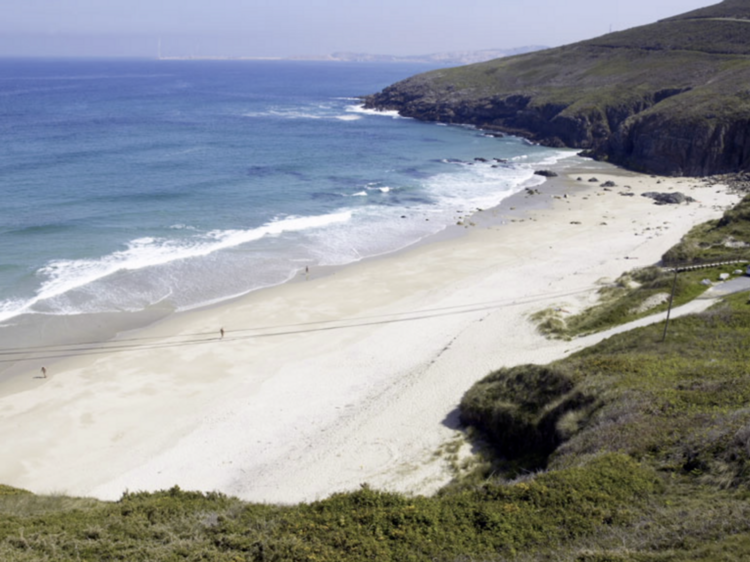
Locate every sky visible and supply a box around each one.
[0,0,719,58]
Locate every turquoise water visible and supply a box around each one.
[0,58,569,329]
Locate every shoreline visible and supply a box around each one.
[0,157,740,503]
[0,152,570,384]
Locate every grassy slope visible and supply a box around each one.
[367,1,750,175]
[2,207,750,560]
[661,0,750,21]
[0,460,661,561]
[419,17,750,109]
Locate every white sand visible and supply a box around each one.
[0,161,740,503]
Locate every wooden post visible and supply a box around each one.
[661,268,679,342]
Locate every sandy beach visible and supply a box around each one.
[0,157,741,503]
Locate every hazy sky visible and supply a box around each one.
[1,0,718,58]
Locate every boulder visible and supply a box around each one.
[534,169,558,177]
[641,191,695,205]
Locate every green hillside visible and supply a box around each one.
[663,0,750,21]
[364,0,750,176]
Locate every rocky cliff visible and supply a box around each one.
[364,0,750,176]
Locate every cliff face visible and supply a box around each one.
[606,108,750,175]
[364,1,750,176]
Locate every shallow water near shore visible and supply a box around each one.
[0,58,571,359]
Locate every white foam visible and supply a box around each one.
[244,106,365,122]
[0,211,353,322]
[0,298,27,324]
[536,149,578,167]
[426,160,535,211]
[244,109,323,120]
[351,191,368,197]
[270,110,323,120]
[302,161,544,273]
[346,105,405,119]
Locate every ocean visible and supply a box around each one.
[0,58,571,355]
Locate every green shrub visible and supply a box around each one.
[460,364,597,470]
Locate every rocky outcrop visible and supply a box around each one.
[603,112,750,176]
[641,192,695,205]
[365,79,750,177]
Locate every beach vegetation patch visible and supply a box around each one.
[0,456,659,561]
[535,195,750,338]
[663,194,750,266]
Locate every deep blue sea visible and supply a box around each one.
[0,58,570,330]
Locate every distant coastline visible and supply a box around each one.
[156,46,546,65]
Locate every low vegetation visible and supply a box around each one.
[2,195,750,560]
[663,194,750,265]
[459,290,750,560]
[533,194,750,338]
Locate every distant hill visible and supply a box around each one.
[160,47,547,66]
[364,0,750,176]
[286,46,547,66]
[327,47,547,65]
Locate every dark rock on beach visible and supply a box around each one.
[534,170,558,177]
[641,192,695,205]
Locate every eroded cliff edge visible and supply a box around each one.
[364,0,750,176]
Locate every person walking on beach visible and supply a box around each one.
[41,367,47,378]
[220,327,225,339]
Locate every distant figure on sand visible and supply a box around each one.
[41,367,47,378]
[220,328,225,339]
[305,266,309,280]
